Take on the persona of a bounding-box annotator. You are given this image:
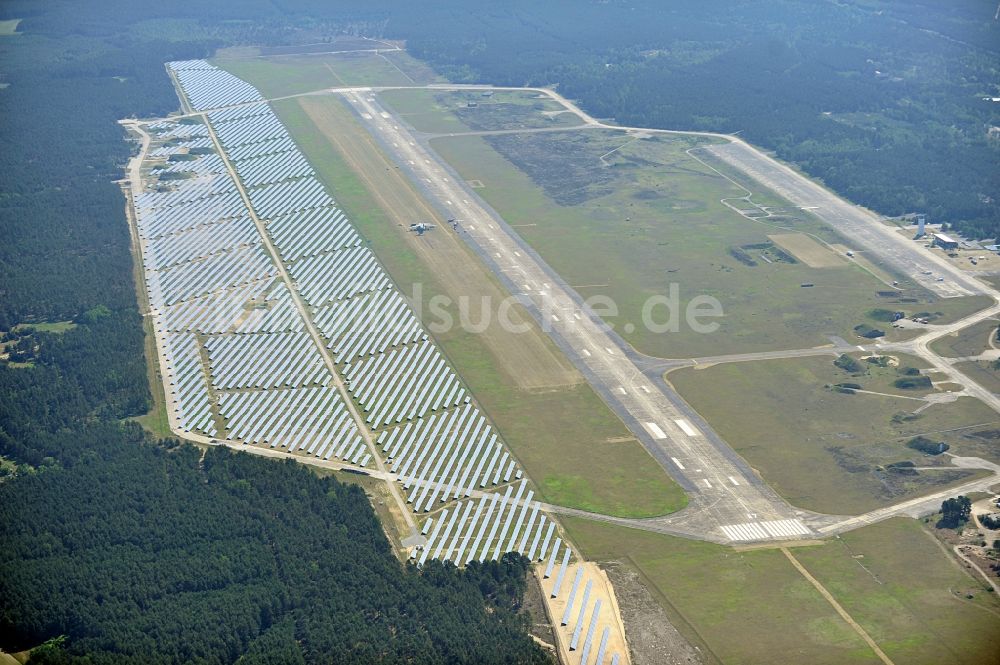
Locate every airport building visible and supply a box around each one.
[932,233,958,250]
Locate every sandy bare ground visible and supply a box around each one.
[536,561,631,665]
[603,562,703,665]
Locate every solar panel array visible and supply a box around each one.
[379,404,518,511]
[167,60,264,111]
[148,62,577,574]
[218,385,365,464]
[412,481,552,567]
[136,114,365,467]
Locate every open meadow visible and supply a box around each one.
[213,50,439,99]
[380,88,585,134]
[564,516,1000,665]
[268,94,687,518]
[425,129,986,359]
[930,317,998,358]
[667,354,999,514]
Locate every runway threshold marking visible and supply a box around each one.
[674,419,698,436]
[580,348,592,358]
[643,422,667,440]
[729,476,741,486]
[720,519,810,542]
[671,457,685,470]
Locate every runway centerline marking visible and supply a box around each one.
[643,422,667,440]
[674,419,698,436]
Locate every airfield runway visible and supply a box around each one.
[704,141,988,299]
[340,89,820,543]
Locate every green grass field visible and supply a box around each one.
[667,354,999,514]
[793,518,1000,665]
[563,516,1000,665]
[381,88,584,134]
[269,96,686,518]
[428,130,984,358]
[379,89,475,133]
[12,320,76,334]
[930,318,998,358]
[955,360,1000,394]
[214,51,429,99]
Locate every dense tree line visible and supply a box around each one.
[0,2,548,662]
[3,0,993,660]
[387,1,999,238]
[0,438,547,664]
[939,496,973,529]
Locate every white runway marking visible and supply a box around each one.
[701,478,712,489]
[671,457,686,470]
[729,476,741,486]
[573,312,582,320]
[580,348,592,358]
[856,345,866,351]
[640,385,651,394]
[552,315,560,322]
[604,347,615,355]
[720,519,810,541]
[674,419,698,436]
[760,519,811,538]
[643,422,667,440]
[616,386,627,396]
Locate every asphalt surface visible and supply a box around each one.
[134,77,1000,545]
[340,89,825,542]
[704,141,987,299]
